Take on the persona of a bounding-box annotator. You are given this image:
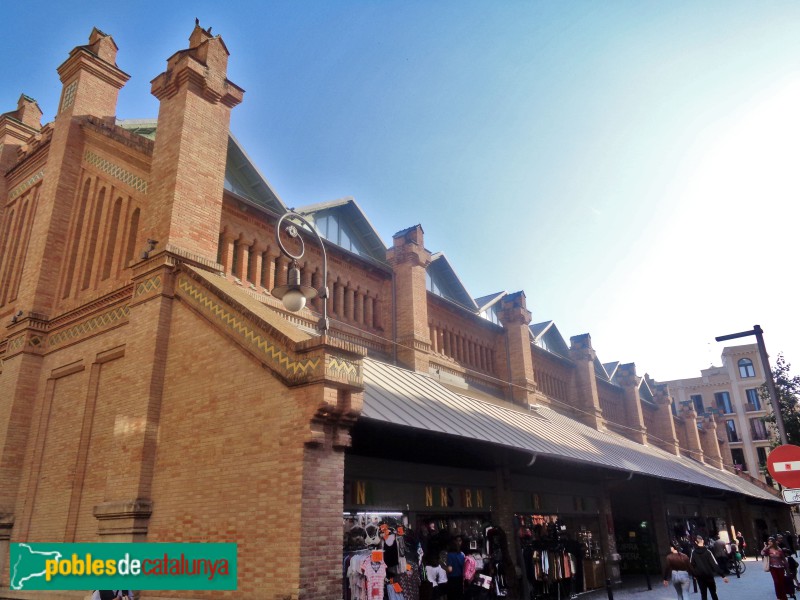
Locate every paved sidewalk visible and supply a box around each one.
[577,557,789,600]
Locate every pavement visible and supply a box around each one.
[577,557,790,600]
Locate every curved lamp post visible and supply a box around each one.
[270,211,329,331]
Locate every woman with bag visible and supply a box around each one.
[663,541,693,600]
[762,537,790,600]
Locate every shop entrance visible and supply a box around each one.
[610,482,660,577]
[614,520,659,575]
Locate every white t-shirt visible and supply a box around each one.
[427,565,448,586]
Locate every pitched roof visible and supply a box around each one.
[427,253,478,311]
[474,291,506,312]
[361,358,779,503]
[223,134,286,214]
[603,362,620,379]
[530,321,571,359]
[116,121,286,214]
[297,196,387,263]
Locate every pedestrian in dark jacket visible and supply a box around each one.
[690,536,728,600]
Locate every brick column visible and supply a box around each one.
[334,278,344,318]
[679,404,705,462]
[649,383,680,455]
[94,257,174,540]
[357,290,365,324]
[0,95,42,222]
[615,363,647,445]
[344,285,354,321]
[15,29,129,316]
[276,255,289,288]
[144,23,243,265]
[251,244,264,287]
[647,480,671,573]
[264,249,278,291]
[497,291,538,406]
[220,230,235,275]
[700,416,723,469]
[365,294,374,328]
[568,334,606,429]
[0,341,44,537]
[234,236,247,280]
[599,484,621,583]
[386,225,432,371]
[492,466,520,599]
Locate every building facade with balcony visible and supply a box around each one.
[0,24,790,600]
[663,344,774,484]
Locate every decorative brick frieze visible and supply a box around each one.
[84,150,147,193]
[7,168,44,200]
[324,354,362,387]
[175,272,322,383]
[47,304,130,349]
[133,274,163,299]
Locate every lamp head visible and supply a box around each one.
[271,263,317,312]
[282,288,307,312]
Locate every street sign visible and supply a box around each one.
[767,445,800,488]
[782,488,800,504]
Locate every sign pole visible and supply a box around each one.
[754,325,788,446]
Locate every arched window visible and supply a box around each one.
[738,358,755,378]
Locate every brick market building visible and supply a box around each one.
[0,25,790,600]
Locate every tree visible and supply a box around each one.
[761,353,800,445]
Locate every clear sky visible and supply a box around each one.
[4,1,800,381]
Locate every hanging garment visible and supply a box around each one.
[385,534,400,569]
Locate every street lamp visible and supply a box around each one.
[715,325,787,445]
[270,211,329,331]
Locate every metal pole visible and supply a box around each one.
[754,325,788,445]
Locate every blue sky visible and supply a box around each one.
[4,1,800,381]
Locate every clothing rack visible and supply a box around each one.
[520,539,582,600]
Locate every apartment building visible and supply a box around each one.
[664,344,774,483]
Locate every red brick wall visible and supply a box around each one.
[145,299,325,599]
[598,379,626,429]
[428,295,504,379]
[532,346,573,404]
[219,201,393,340]
[73,356,128,541]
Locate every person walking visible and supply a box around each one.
[735,531,746,559]
[663,541,693,600]
[786,532,798,557]
[763,536,790,600]
[711,535,730,574]
[445,540,465,600]
[690,535,729,600]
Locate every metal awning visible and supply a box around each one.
[362,358,779,503]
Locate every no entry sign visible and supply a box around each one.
[767,445,800,488]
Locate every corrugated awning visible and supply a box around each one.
[362,358,780,503]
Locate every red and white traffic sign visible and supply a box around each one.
[767,445,800,488]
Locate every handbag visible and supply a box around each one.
[764,556,771,572]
